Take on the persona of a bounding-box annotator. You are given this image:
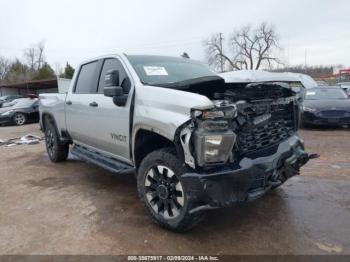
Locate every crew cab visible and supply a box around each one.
[39,54,316,231]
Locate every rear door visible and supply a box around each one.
[65,60,102,149]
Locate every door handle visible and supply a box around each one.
[89,101,98,107]
[66,100,72,105]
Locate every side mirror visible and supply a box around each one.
[105,69,119,87]
[113,95,128,106]
[103,70,128,106]
[104,86,123,97]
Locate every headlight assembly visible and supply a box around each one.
[205,135,223,145]
[194,130,236,166]
[192,109,224,119]
[191,103,237,120]
[190,102,238,167]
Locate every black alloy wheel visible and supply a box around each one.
[144,165,184,219]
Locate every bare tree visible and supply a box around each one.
[36,41,45,70]
[24,41,46,70]
[24,47,36,70]
[204,23,283,72]
[204,33,239,72]
[0,56,11,82]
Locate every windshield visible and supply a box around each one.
[305,88,348,100]
[127,55,217,86]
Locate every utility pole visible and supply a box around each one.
[304,48,307,68]
[219,33,224,72]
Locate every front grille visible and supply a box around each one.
[237,102,295,155]
[318,110,346,117]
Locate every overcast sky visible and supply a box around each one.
[0,0,349,70]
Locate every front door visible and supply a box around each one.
[65,57,133,163]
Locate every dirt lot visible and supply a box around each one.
[0,124,349,255]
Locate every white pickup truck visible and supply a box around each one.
[39,54,316,231]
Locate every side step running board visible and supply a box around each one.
[71,144,135,175]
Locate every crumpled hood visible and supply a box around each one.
[304,99,350,111]
[136,85,213,115]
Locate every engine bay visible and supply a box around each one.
[188,81,300,167]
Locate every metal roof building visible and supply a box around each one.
[0,78,70,96]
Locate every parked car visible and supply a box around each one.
[316,80,328,86]
[336,82,350,97]
[39,54,315,231]
[301,87,350,127]
[0,98,39,126]
[0,95,24,108]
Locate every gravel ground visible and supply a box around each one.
[0,123,349,255]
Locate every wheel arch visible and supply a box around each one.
[41,112,71,143]
[41,112,57,132]
[12,111,28,116]
[133,128,184,169]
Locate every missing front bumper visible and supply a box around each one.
[181,135,316,213]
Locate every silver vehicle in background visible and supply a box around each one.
[39,54,315,231]
[336,82,350,96]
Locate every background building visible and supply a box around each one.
[0,78,71,96]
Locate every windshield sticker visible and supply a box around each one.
[144,66,168,76]
[306,91,316,95]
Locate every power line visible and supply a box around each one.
[0,36,207,53]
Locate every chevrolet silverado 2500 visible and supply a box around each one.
[39,54,316,231]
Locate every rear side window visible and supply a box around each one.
[97,58,129,93]
[75,61,98,93]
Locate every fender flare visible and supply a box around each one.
[40,112,70,143]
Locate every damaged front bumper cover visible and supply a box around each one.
[182,135,317,214]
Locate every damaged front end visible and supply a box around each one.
[178,83,317,213]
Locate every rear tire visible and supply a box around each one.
[45,120,69,162]
[13,113,26,126]
[137,147,205,232]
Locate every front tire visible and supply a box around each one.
[45,120,69,162]
[137,147,205,232]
